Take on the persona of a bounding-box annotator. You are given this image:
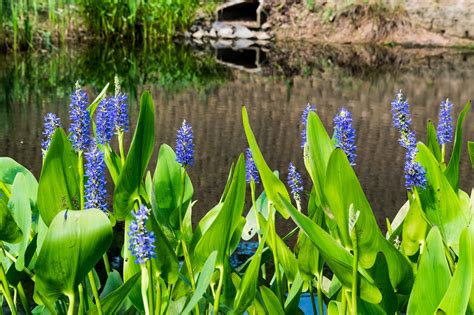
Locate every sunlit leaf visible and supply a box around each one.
[260,286,285,315]
[0,199,22,243]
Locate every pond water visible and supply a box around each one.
[0,42,473,232]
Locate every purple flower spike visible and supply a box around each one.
[128,205,156,264]
[288,162,303,202]
[84,141,108,212]
[437,98,453,145]
[41,113,61,155]
[175,120,194,167]
[69,82,91,152]
[301,104,316,148]
[333,107,357,165]
[245,148,260,184]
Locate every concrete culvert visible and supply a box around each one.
[216,0,265,29]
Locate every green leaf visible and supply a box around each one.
[437,228,472,314]
[401,195,428,256]
[0,157,37,188]
[468,141,474,168]
[151,144,193,229]
[88,272,140,315]
[407,227,451,314]
[37,128,80,226]
[194,155,246,268]
[233,240,265,314]
[324,149,413,293]
[8,173,32,270]
[149,215,179,284]
[445,101,471,191]
[114,91,155,220]
[241,107,290,219]
[279,195,382,304]
[87,83,109,116]
[181,251,217,315]
[417,143,468,251]
[426,120,442,162]
[0,199,22,243]
[260,286,285,315]
[34,209,113,303]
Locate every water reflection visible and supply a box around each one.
[0,42,473,231]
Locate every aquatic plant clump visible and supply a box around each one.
[68,82,91,152]
[128,205,156,264]
[0,85,472,315]
[41,113,62,155]
[84,141,108,212]
[175,120,195,167]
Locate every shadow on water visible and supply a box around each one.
[0,41,473,235]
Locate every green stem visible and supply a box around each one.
[213,268,224,314]
[141,265,151,315]
[308,280,318,315]
[441,143,446,164]
[102,253,111,274]
[351,232,358,315]
[341,288,347,315]
[155,275,162,315]
[2,247,34,280]
[269,206,283,304]
[17,282,30,315]
[78,151,84,210]
[118,131,126,166]
[67,292,75,315]
[147,261,154,315]
[78,284,85,315]
[0,263,17,315]
[250,181,266,279]
[317,274,324,315]
[87,272,102,315]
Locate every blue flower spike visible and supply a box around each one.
[437,98,453,145]
[41,113,61,155]
[333,107,357,165]
[96,97,117,145]
[301,104,316,148]
[245,148,260,184]
[128,205,156,264]
[69,81,91,152]
[114,76,129,134]
[84,141,108,212]
[176,120,194,167]
[288,162,303,205]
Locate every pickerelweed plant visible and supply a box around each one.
[0,84,473,315]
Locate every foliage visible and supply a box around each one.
[0,82,472,315]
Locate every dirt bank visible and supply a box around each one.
[263,1,474,47]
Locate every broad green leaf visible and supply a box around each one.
[468,141,474,168]
[445,101,471,191]
[181,251,217,315]
[102,146,122,185]
[88,272,140,315]
[283,272,303,314]
[426,120,442,162]
[324,149,413,293]
[407,227,451,314]
[34,209,113,303]
[401,195,428,256]
[304,111,334,206]
[242,190,268,241]
[327,301,340,315]
[114,91,155,220]
[151,144,193,229]
[8,173,32,270]
[100,270,123,299]
[37,128,80,225]
[241,107,290,219]
[417,143,468,251]
[0,157,37,188]
[0,199,22,243]
[279,195,382,304]
[233,240,265,314]
[260,286,285,315]
[194,155,246,268]
[437,228,472,314]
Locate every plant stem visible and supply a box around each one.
[351,233,358,315]
[118,131,126,165]
[269,205,283,304]
[78,151,84,209]
[213,268,224,314]
[87,271,103,315]
[78,284,85,314]
[141,265,151,315]
[102,253,111,274]
[441,143,446,164]
[155,275,162,315]
[341,288,347,315]
[317,273,324,315]
[0,263,17,315]
[17,282,30,315]
[67,292,75,315]
[250,181,266,279]
[309,280,318,315]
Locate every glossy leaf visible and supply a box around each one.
[279,195,382,304]
[407,227,451,314]
[194,155,246,268]
[445,101,471,191]
[324,149,413,293]
[417,143,467,251]
[37,128,80,225]
[242,106,290,219]
[401,195,428,256]
[151,144,193,229]
[260,286,285,315]
[114,91,155,220]
[181,251,217,315]
[8,173,32,270]
[88,272,140,315]
[0,199,22,243]
[437,228,472,314]
[34,209,113,303]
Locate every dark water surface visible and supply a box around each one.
[0,43,473,231]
